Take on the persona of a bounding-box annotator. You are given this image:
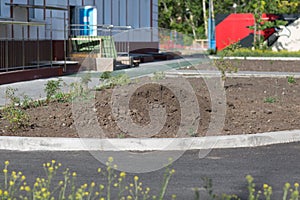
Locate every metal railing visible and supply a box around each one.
[0,22,53,72]
[68,24,132,58]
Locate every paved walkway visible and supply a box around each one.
[1,57,299,106]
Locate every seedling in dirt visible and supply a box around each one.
[5,87,20,106]
[80,72,92,85]
[214,58,238,81]
[100,71,112,80]
[287,76,296,84]
[264,97,276,103]
[44,79,63,101]
[152,71,166,81]
[98,73,131,90]
[188,128,197,137]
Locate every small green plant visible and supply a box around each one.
[98,73,131,90]
[264,97,276,103]
[246,175,261,200]
[100,71,112,80]
[81,72,92,86]
[287,76,296,84]
[0,158,175,200]
[214,58,238,81]
[152,71,166,81]
[202,177,217,200]
[188,128,197,137]
[5,87,20,106]
[44,79,63,101]
[2,106,29,131]
[2,88,30,131]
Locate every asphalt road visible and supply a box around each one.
[1,142,300,199]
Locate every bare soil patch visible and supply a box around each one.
[1,75,300,138]
[183,59,300,72]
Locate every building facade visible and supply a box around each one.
[0,0,158,70]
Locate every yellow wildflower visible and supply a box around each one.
[48,167,54,173]
[295,183,299,188]
[108,157,114,163]
[134,176,139,181]
[4,161,9,166]
[9,181,14,186]
[263,184,268,189]
[25,186,31,192]
[120,172,126,178]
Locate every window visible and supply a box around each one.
[29,0,35,19]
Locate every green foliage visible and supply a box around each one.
[183,35,194,46]
[188,128,198,137]
[214,0,300,15]
[2,88,29,131]
[80,72,92,86]
[45,79,63,101]
[0,158,175,200]
[152,71,166,81]
[98,73,131,90]
[218,48,300,57]
[2,106,29,132]
[264,97,276,103]
[5,87,20,106]
[214,58,238,81]
[159,0,206,39]
[287,76,296,84]
[100,71,112,80]
[159,0,300,41]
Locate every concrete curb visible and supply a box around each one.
[0,130,299,151]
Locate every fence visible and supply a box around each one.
[0,22,53,72]
[68,25,132,58]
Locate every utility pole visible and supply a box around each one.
[208,0,216,51]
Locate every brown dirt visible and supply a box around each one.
[1,74,300,138]
[183,59,300,72]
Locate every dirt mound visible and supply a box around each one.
[1,75,300,138]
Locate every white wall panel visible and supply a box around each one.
[112,0,119,25]
[1,0,11,18]
[84,0,94,5]
[140,0,150,27]
[69,0,82,6]
[95,0,104,24]
[103,0,111,24]
[119,0,126,26]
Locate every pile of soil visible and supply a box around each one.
[1,75,300,138]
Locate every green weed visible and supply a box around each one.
[264,97,276,103]
[44,79,63,101]
[287,76,296,84]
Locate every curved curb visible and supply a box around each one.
[0,130,299,151]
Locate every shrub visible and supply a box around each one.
[44,79,63,101]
